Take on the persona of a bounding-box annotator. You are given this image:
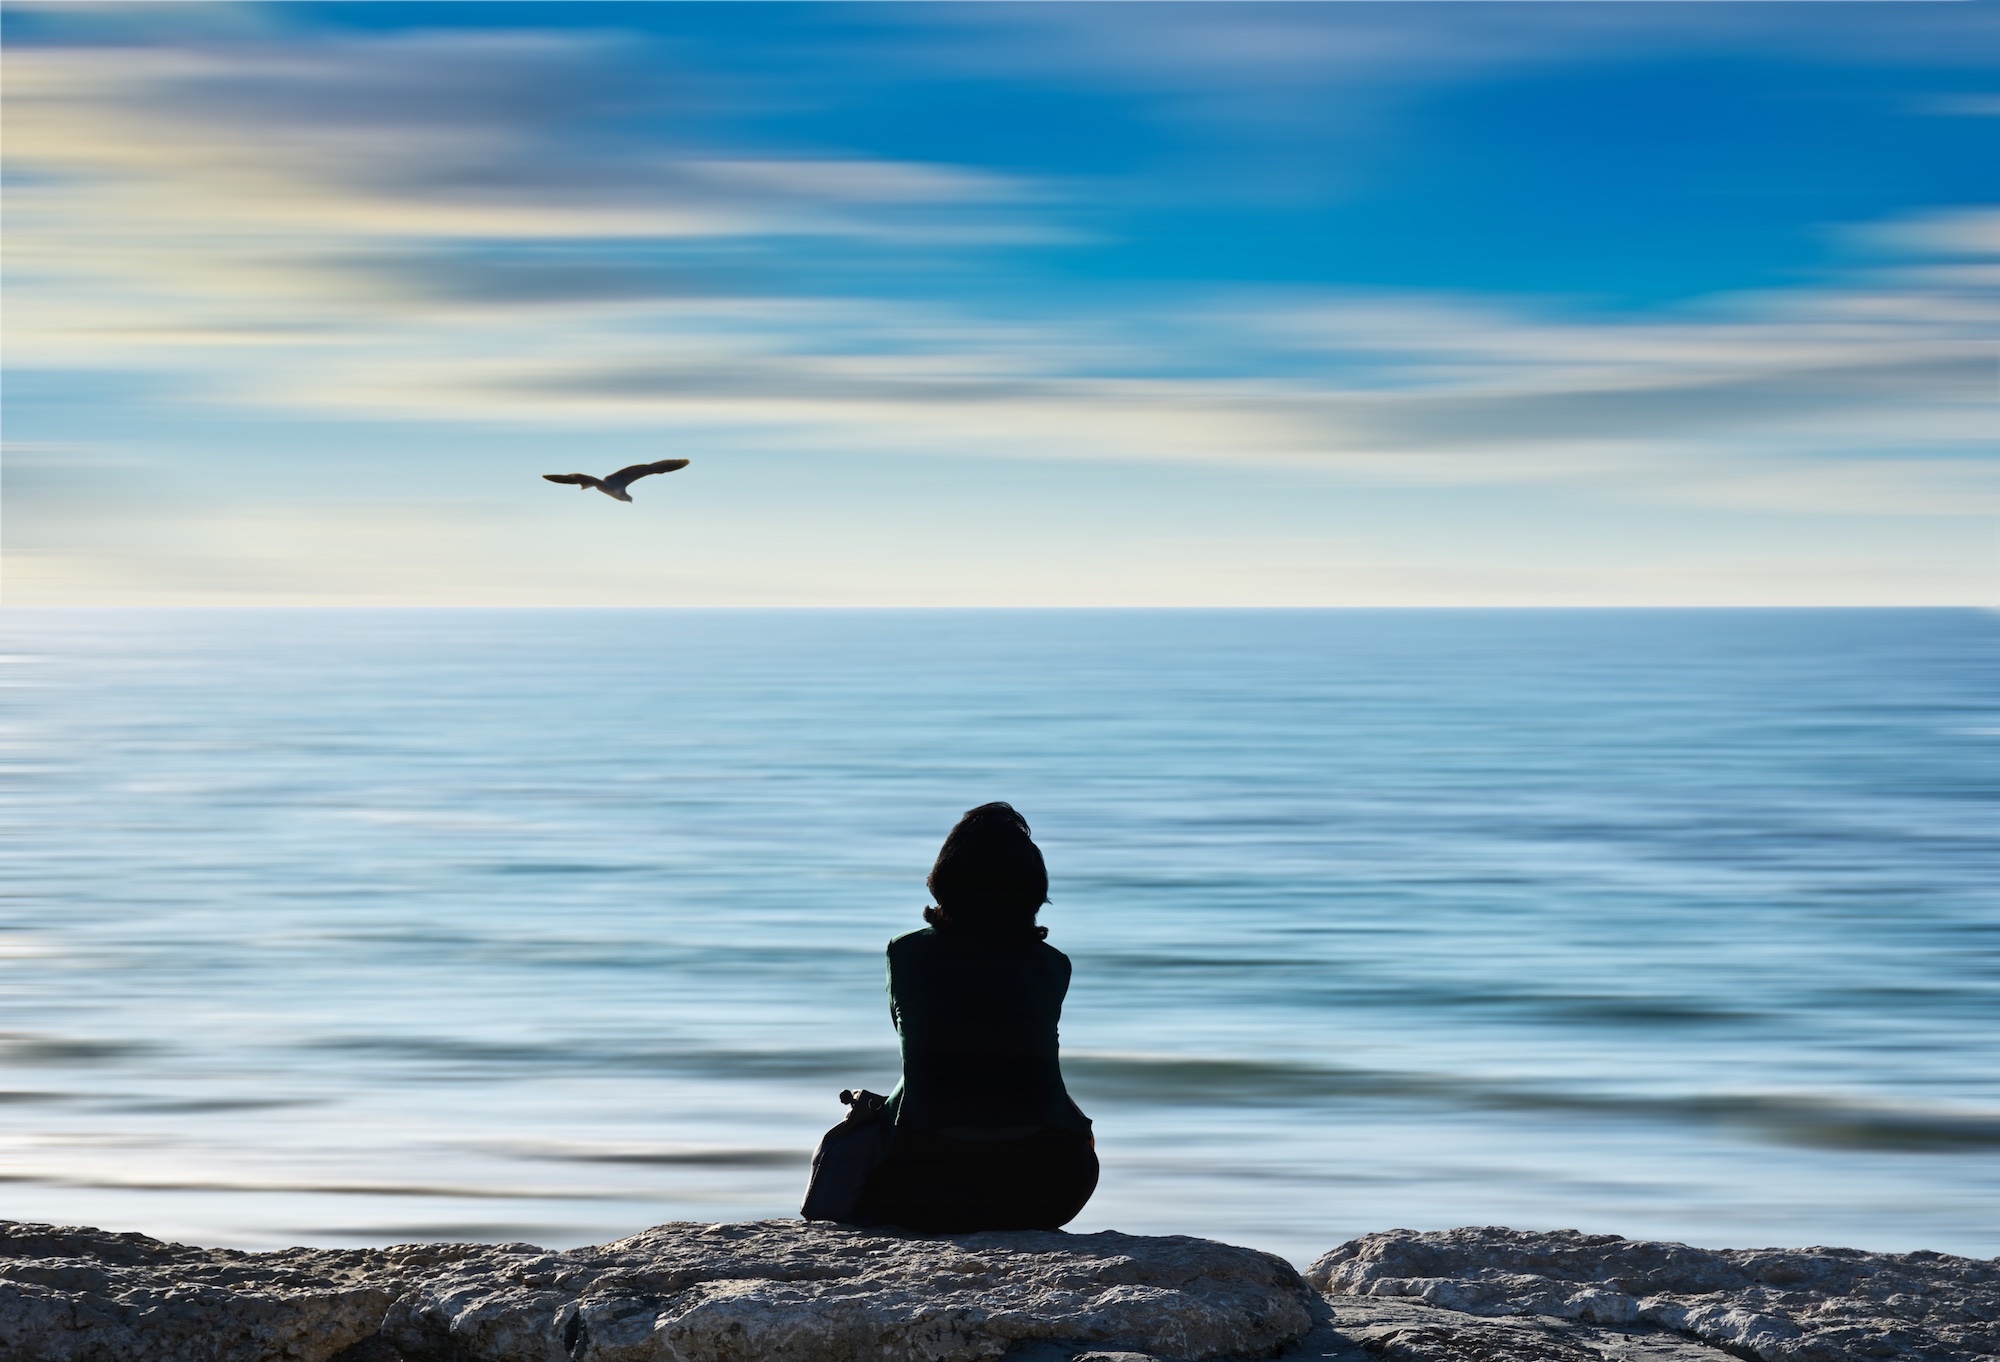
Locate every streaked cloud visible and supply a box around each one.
[4,8,1995,604]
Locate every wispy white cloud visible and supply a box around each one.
[893,4,2000,130]
[4,19,1996,605]
[1923,94,2000,118]
[936,4,2000,79]
[1857,208,2000,260]
[4,31,1041,245]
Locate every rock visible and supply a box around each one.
[13,1218,1992,1362]
[1330,1297,1744,1360]
[382,1219,1316,1362]
[0,1220,483,1362]
[1269,1296,1741,1362]
[328,1341,412,1362]
[1307,1227,2000,1362]
[0,1219,1314,1362]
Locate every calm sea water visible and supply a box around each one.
[2,608,1995,1265]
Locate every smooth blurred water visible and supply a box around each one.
[1,608,1995,1264]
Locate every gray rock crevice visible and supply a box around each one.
[1277,1294,1746,1362]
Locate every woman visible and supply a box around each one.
[854,802,1097,1232]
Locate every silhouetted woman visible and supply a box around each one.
[855,803,1097,1232]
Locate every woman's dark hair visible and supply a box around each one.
[924,802,1049,941]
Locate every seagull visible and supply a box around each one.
[543,458,691,503]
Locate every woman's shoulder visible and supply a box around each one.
[887,925,1067,972]
[887,926,942,956]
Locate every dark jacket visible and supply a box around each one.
[882,925,1092,1137]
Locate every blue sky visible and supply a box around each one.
[5,2,1996,604]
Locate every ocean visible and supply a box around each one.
[2,608,1995,1266]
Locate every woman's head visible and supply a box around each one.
[925,802,1049,939]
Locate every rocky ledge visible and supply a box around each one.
[1,1219,1992,1362]
[1309,1227,1999,1362]
[0,1219,1309,1362]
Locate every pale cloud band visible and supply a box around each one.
[4,19,1996,604]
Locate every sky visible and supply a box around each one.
[4,1,1997,606]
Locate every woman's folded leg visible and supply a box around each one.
[858,1128,1098,1232]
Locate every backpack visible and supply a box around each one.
[799,1088,894,1223]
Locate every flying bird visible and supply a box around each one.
[543,459,691,502]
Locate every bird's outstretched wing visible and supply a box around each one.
[543,473,599,486]
[603,458,691,494]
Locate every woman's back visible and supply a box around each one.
[885,925,1090,1136]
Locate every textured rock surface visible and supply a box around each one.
[1307,1227,2000,1362]
[383,1218,1316,1361]
[0,1220,483,1362]
[0,1219,1313,1362]
[10,1220,1994,1362]
[1280,1297,1740,1362]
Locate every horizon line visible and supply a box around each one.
[4,602,1993,614]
